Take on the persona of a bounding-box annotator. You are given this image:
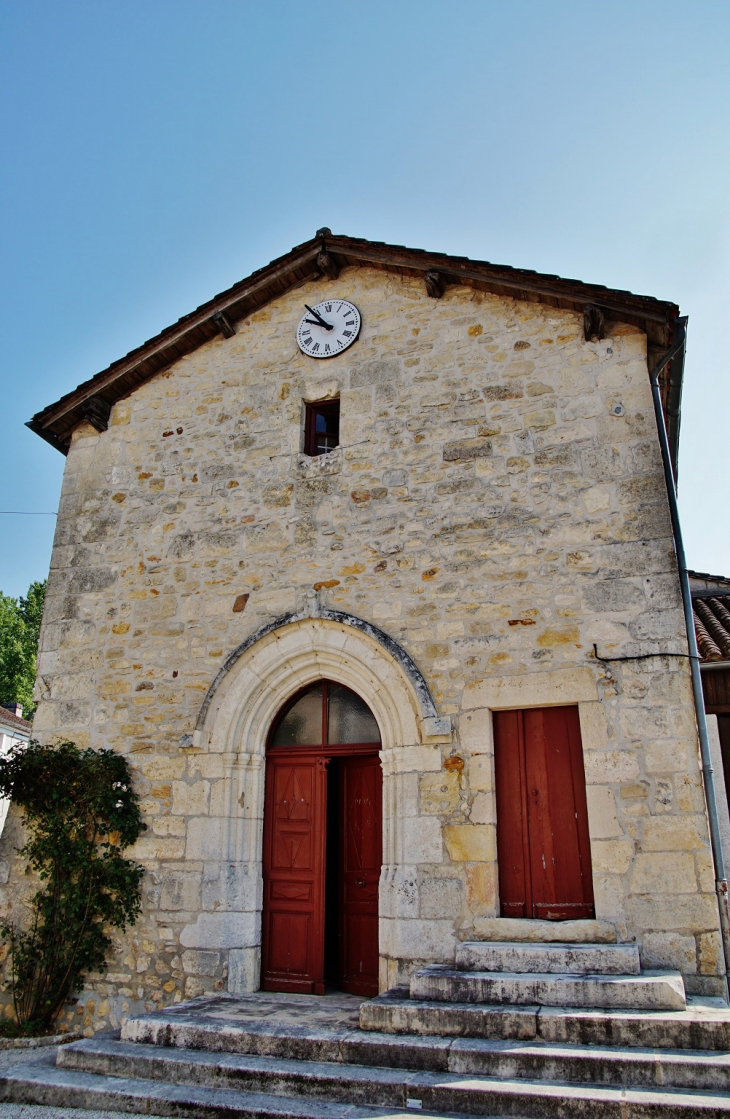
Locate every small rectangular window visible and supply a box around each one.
[304,399,340,457]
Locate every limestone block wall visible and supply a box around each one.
[0,264,721,1034]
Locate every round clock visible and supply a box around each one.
[297,299,361,359]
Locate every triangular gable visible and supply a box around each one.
[27,228,684,465]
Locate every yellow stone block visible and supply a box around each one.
[444,824,495,863]
[420,772,460,815]
[698,931,724,976]
[589,839,634,876]
[468,754,494,792]
[629,852,696,895]
[641,816,708,851]
[466,863,498,911]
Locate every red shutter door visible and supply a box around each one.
[493,709,531,917]
[261,756,327,993]
[494,706,594,921]
[339,755,382,996]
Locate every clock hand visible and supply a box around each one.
[304,318,332,327]
[304,303,334,330]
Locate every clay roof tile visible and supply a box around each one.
[694,596,730,662]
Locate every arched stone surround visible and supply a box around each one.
[186,612,452,995]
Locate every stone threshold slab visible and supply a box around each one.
[455,941,641,975]
[58,1035,730,1094]
[411,967,687,1011]
[4,1050,730,1119]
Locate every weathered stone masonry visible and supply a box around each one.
[2,254,721,1035]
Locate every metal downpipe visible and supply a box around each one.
[648,317,730,995]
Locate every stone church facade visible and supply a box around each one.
[7,231,723,1034]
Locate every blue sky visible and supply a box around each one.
[1,0,728,598]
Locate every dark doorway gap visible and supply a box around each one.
[324,759,340,989]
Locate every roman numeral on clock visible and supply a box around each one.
[297,301,359,357]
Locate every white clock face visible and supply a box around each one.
[297,299,361,359]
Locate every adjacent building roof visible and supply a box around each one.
[0,706,32,736]
[689,572,730,664]
[26,229,685,467]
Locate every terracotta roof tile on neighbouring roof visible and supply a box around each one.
[0,707,32,733]
[694,597,730,662]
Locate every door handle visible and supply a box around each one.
[356,878,366,887]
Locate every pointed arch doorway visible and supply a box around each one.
[261,680,382,996]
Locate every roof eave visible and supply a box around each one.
[25,418,70,456]
[665,321,686,483]
[27,231,682,455]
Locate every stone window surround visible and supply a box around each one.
[188,613,451,995]
[460,665,623,936]
[303,398,341,458]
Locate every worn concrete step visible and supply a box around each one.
[57,1038,438,1108]
[455,940,641,975]
[361,989,730,1050]
[0,1056,410,1119]
[123,1006,457,1070]
[5,1046,730,1119]
[57,1034,730,1093]
[411,966,687,1010]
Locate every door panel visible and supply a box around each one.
[493,710,531,917]
[495,706,594,921]
[339,755,382,996]
[261,757,327,992]
[266,913,311,975]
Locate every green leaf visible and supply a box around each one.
[0,738,145,1030]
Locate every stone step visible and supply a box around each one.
[361,989,730,1050]
[455,940,641,975]
[123,1003,455,1070]
[0,1056,401,1119]
[3,1044,730,1119]
[123,992,730,1056]
[57,1034,730,1093]
[56,1038,435,1108]
[411,966,687,1010]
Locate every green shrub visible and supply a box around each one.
[0,740,145,1032]
[0,580,46,718]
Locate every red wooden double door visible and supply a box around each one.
[261,682,382,996]
[494,705,595,920]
